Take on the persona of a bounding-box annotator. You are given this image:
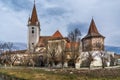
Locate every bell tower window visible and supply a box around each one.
[32,30,34,33]
[32,27,34,29]
[32,27,34,34]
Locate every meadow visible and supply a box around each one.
[0,67,120,80]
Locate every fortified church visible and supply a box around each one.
[27,2,104,53]
[25,1,113,68]
[0,1,114,68]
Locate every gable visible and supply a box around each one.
[52,30,63,38]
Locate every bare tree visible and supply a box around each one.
[0,42,4,54]
[0,42,14,67]
[98,51,110,68]
[47,40,59,67]
[68,28,81,67]
[99,51,106,68]
[87,52,94,69]
[60,40,66,68]
[0,42,7,54]
[68,28,81,42]
[43,39,49,67]
[86,52,98,69]
[6,42,13,52]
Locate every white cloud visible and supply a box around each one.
[0,0,120,47]
[0,1,28,43]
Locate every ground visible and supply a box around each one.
[0,67,120,80]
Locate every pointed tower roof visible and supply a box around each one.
[52,30,63,38]
[88,18,99,34]
[83,18,104,39]
[28,1,39,26]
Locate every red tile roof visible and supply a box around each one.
[52,30,63,38]
[37,36,51,47]
[37,31,70,48]
[29,4,40,26]
[66,42,80,49]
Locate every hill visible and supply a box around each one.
[105,46,120,54]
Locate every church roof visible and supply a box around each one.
[37,31,67,47]
[66,42,80,49]
[52,30,63,38]
[37,36,51,47]
[83,18,104,39]
[88,18,99,34]
[29,3,40,26]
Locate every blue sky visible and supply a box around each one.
[0,0,120,47]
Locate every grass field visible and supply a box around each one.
[0,67,120,80]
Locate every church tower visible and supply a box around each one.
[27,1,40,52]
[82,18,105,52]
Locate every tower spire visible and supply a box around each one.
[28,0,39,26]
[34,0,35,4]
[88,18,99,35]
[83,18,104,39]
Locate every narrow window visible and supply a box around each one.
[32,27,34,34]
[32,27,34,29]
[32,30,34,33]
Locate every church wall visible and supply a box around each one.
[77,51,115,68]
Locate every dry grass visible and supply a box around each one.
[0,67,120,80]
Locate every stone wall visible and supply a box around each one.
[75,51,115,69]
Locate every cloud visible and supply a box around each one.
[0,0,32,11]
[0,0,120,47]
[45,7,69,16]
[0,1,28,43]
[67,22,88,35]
